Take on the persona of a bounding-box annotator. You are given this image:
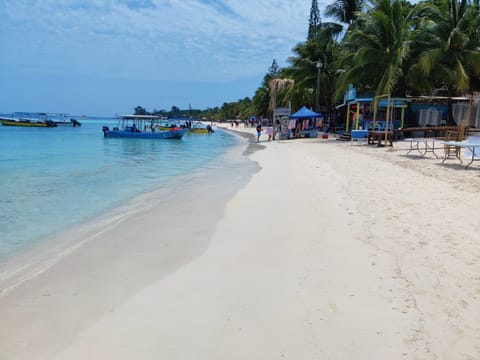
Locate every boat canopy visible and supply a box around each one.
[118,115,161,120]
[13,112,69,119]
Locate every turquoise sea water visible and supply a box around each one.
[0,119,239,259]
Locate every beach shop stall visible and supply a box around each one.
[334,86,374,134]
[283,106,322,139]
[336,86,410,133]
[347,97,409,132]
[368,95,410,131]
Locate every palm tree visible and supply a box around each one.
[251,60,283,119]
[407,0,480,96]
[284,23,343,113]
[338,0,417,97]
[325,0,365,24]
[284,41,318,109]
[252,86,270,119]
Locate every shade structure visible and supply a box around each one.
[290,106,320,119]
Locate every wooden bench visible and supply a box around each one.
[397,126,467,139]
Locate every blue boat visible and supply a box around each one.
[102,115,187,139]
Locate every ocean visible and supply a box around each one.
[0,119,241,260]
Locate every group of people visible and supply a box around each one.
[255,124,274,142]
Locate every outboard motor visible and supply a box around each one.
[71,118,82,127]
[207,124,214,133]
[102,126,109,137]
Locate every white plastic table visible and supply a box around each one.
[404,138,439,158]
[441,139,480,168]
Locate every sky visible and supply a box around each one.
[0,0,326,116]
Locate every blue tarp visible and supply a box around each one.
[343,97,409,107]
[290,106,320,119]
[378,99,409,107]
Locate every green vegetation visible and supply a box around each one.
[308,0,322,39]
[136,0,479,121]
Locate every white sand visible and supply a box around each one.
[1,125,479,359]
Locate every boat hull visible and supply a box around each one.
[0,118,56,127]
[189,124,214,134]
[54,119,82,127]
[190,128,210,134]
[103,127,187,139]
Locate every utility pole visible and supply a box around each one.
[315,61,323,112]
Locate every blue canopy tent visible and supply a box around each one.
[289,106,321,138]
[290,106,321,119]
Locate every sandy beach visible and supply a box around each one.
[1,125,479,359]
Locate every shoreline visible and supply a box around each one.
[0,130,261,360]
[1,126,479,359]
[0,128,254,294]
[0,122,239,261]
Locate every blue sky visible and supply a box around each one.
[0,0,323,116]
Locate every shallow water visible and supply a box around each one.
[0,120,239,259]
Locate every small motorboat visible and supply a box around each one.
[53,118,82,127]
[0,112,81,127]
[189,122,214,134]
[102,115,187,139]
[0,115,57,127]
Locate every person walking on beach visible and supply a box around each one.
[256,123,262,142]
[266,126,273,141]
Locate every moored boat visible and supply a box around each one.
[189,122,214,134]
[0,115,57,127]
[53,118,82,127]
[153,120,185,131]
[102,115,187,139]
[41,113,82,127]
[0,112,82,127]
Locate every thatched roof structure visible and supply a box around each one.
[269,78,294,112]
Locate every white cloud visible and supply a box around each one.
[0,0,328,82]
[0,0,335,113]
